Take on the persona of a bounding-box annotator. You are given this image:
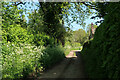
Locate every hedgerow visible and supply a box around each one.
[81,2,120,79]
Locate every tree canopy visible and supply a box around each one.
[73,29,87,45]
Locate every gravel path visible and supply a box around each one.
[37,50,88,80]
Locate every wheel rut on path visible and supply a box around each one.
[38,50,87,79]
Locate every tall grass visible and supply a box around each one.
[40,45,65,69]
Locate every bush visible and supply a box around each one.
[2,25,34,44]
[2,43,65,79]
[81,3,120,79]
[33,33,54,47]
[2,43,44,79]
[40,46,65,69]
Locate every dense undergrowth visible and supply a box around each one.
[2,43,44,79]
[1,2,65,79]
[81,2,120,79]
[40,46,65,69]
[2,43,65,79]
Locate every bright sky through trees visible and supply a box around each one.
[17,1,103,32]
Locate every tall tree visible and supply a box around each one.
[73,29,87,45]
[38,2,91,46]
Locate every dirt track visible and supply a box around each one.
[37,50,88,80]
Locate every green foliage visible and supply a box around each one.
[1,2,65,79]
[1,2,92,79]
[2,2,24,29]
[73,29,88,45]
[33,33,54,47]
[2,25,33,44]
[64,41,81,56]
[2,2,32,44]
[28,10,44,34]
[2,43,44,79]
[40,46,65,69]
[2,42,65,79]
[81,2,120,79]
[28,9,67,46]
[38,2,91,46]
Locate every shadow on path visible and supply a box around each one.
[37,50,88,80]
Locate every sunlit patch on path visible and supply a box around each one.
[66,50,81,58]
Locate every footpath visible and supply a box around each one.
[37,50,87,80]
